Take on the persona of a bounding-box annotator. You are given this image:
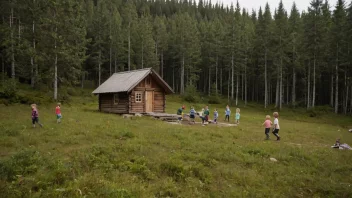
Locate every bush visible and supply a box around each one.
[0,149,42,181]
[208,95,221,104]
[183,85,199,103]
[3,79,17,98]
[67,87,79,96]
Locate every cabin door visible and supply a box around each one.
[145,91,154,112]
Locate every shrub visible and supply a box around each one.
[183,84,199,103]
[160,162,189,182]
[3,79,17,99]
[67,87,79,96]
[0,149,42,181]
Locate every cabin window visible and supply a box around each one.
[113,94,119,104]
[135,92,142,103]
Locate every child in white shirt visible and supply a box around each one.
[272,112,280,141]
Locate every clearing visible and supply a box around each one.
[1,95,352,197]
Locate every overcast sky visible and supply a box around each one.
[218,0,314,14]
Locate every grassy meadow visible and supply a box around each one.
[1,93,352,197]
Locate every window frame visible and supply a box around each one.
[113,93,119,105]
[135,92,142,103]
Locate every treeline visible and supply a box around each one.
[0,0,351,113]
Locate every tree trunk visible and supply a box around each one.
[346,46,350,114]
[292,67,296,107]
[275,76,279,108]
[31,18,35,88]
[161,51,164,78]
[264,49,268,108]
[220,67,223,95]
[307,60,311,109]
[215,55,218,94]
[350,85,352,114]
[286,75,289,105]
[241,74,244,101]
[109,20,112,76]
[53,10,58,101]
[98,51,101,86]
[1,55,4,87]
[228,70,230,103]
[180,55,184,94]
[236,72,239,106]
[141,42,144,69]
[114,52,117,73]
[10,9,15,79]
[312,55,316,108]
[279,57,283,109]
[330,74,334,107]
[208,66,211,96]
[335,44,339,113]
[245,56,247,106]
[172,66,175,91]
[231,53,234,100]
[128,22,131,71]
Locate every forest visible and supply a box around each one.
[0,0,351,113]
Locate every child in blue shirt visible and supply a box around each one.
[224,105,231,122]
[213,108,219,124]
[189,106,196,124]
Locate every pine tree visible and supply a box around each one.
[273,1,288,109]
[288,2,302,107]
[331,0,347,113]
[121,0,138,71]
[135,15,157,70]
[153,16,168,78]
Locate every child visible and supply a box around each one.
[189,106,196,124]
[56,103,62,123]
[262,115,272,140]
[331,138,341,148]
[31,104,43,128]
[235,108,240,124]
[224,105,231,122]
[272,112,280,141]
[202,106,210,126]
[213,108,219,124]
[177,105,185,122]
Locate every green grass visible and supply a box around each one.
[1,94,352,197]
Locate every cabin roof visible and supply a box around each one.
[92,68,174,94]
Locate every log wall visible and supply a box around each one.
[129,74,166,113]
[99,93,129,114]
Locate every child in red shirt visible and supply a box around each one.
[56,103,62,123]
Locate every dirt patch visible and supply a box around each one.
[166,120,237,127]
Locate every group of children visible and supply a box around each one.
[30,103,62,128]
[177,105,241,126]
[262,112,281,141]
[177,105,282,141]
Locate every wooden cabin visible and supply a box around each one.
[92,68,174,114]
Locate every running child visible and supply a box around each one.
[235,108,240,124]
[31,104,43,128]
[213,108,219,124]
[272,112,280,141]
[225,105,231,122]
[202,106,210,126]
[56,103,62,123]
[262,115,272,140]
[189,106,196,124]
[177,105,185,121]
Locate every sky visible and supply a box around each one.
[218,0,313,14]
